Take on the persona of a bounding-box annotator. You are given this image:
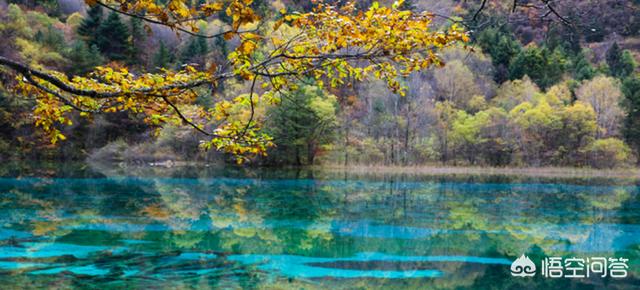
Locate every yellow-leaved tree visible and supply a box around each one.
[0,0,468,163]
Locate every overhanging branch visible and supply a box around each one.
[0,56,224,99]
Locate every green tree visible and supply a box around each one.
[152,41,173,71]
[35,25,65,52]
[180,39,199,63]
[65,40,104,75]
[492,76,540,111]
[180,36,208,66]
[266,84,338,165]
[583,138,635,168]
[5,4,33,39]
[196,36,208,56]
[509,100,563,165]
[450,107,511,165]
[622,77,640,158]
[509,46,567,90]
[129,17,145,65]
[606,42,636,79]
[558,101,597,164]
[476,27,522,83]
[77,5,103,47]
[95,11,131,61]
[572,51,595,81]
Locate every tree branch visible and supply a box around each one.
[21,72,99,113]
[473,0,488,21]
[155,94,219,137]
[0,56,226,99]
[94,1,257,39]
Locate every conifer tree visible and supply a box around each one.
[623,77,640,159]
[607,42,637,78]
[35,25,65,52]
[509,46,567,90]
[180,37,208,66]
[129,17,145,65]
[476,27,522,83]
[95,11,131,61]
[153,41,173,71]
[572,51,595,81]
[77,5,103,47]
[65,40,104,75]
[196,36,208,56]
[180,39,199,64]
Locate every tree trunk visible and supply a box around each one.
[307,142,316,165]
[344,123,349,166]
[295,146,302,166]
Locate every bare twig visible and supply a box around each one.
[94,1,258,39]
[472,0,488,21]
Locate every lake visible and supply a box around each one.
[0,164,638,289]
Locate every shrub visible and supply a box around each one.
[582,138,635,168]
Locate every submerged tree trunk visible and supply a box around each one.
[344,124,349,166]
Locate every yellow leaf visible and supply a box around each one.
[202,2,224,16]
[238,40,256,55]
[223,31,235,40]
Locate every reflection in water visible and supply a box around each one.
[0,167,639,288]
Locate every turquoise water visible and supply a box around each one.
[0,166,639,289]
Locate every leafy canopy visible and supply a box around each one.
[1,0,467,162]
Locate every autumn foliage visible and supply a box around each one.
[0,0,466,163]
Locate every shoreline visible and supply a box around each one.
[4,160,640,179]
[317,165,640,179]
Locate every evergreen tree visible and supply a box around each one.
[153,41,173,71]
[546,25,581,55]
[622,77,640,159]
[65,40,104,75]
[606,42,636,78]
[35,25,65,52]
[180,39,200,64]
[621,50,638,76]
[476,27,522,83]
[572,51,595,81]
[77,5,103,47]
[95,11,131,61]
[129,17,145,65]
[266,83,338,165]
[509,46,567,90]
[196,36,208,56]
[213,36,228,59]
[180,37,208,66]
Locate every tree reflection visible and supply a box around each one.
[0,168,638,288]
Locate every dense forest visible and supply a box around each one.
[0,0,639,168]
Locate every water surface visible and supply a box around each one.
[0,165,638,289]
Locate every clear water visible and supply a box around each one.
[0,165,639,289]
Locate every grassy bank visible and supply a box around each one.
[319,165,640,179]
